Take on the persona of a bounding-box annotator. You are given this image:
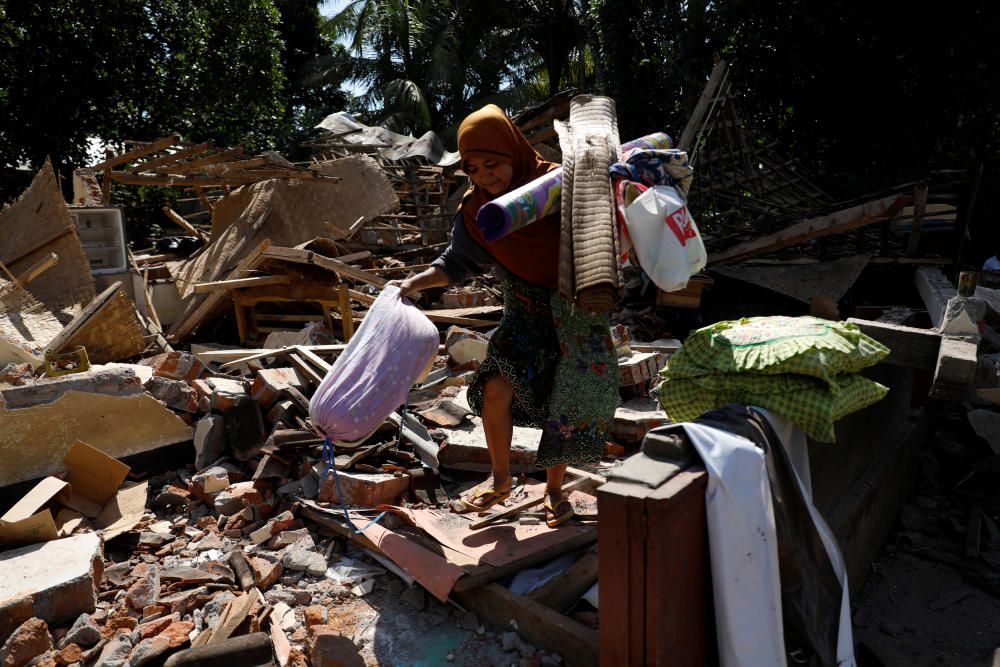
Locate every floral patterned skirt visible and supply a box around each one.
[467,277,619,467]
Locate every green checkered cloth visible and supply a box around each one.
[659,373,887,442]
[666,316,888,383]
[658,316,890,442]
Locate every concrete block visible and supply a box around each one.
[316,467,411,506]
[139,351,206,383]
[204,377,248,413]
[193,415,226,470]
[192,466,230,494]
[445,326,490,366]
[0,367,143,409]
[932,337,978,398]
[0,533,102,626]
[214,481,264,515]
[438,421,539,473]
[611,399,669,444]
[251,368,307,411]
[145,376,199,413]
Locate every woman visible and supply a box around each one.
[390,104,618,528]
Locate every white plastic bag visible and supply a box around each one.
[623,185,707,292]
[309,285,439,445]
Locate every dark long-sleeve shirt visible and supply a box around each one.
[430,213,509,286]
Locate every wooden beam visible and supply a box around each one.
[110,173,264,188]
[454,584,598,667]
[679,59,729,152]
[162,206,209,243]
[906,181,929,257]
[89,135,181,171]
[15,252,58,285]
[192,274,290,294]
[155,147,245,174]
[288,352,324,385]
[709,194,910,264]
[261,246,387,287]
[526,548,599,613]
[127,142,212,173]
[846,317,940,369]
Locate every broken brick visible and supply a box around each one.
[0,617,52,667]
[316,468,410,507]
[140,351,206,383]
[251,368,307,411]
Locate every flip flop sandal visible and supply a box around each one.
[544,497,576,528]
[456,484,512,514]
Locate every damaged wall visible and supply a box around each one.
[0,371,193,487]
[0,160,96,317]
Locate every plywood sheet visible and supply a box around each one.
[0,391,192,487]
[713,254,871,304]
[0,161,95,315]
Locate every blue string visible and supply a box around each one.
[322,435,386,534]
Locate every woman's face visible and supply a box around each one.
[464,156,514,196]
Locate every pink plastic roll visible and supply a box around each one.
[476,132,672,240]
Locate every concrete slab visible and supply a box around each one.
[0,390,193,487]
[316,467,411,507]
[0,366,143,410]
[0,532,102,625]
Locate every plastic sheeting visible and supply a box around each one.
[309,286,438,444]
[680,421,787,667]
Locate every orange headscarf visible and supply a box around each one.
[458,105,561,289]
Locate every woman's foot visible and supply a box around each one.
[544,489,575,527]
[451,476,513,514]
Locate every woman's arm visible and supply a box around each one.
[389,265,450,299]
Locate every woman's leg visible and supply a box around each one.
[545,463,567,498]
[467,374,515,507]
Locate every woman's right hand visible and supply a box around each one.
[387,278,420,299]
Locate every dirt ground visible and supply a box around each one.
[852,405,1000,667]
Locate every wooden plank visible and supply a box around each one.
[206,344,346,366]
[906,181,929,257]
[192,274,290,294]
[110,173,265,188]
[167,239,270,342]
[709,194,910,264]
[679,59,729,152]
[423,313,497,327]
[451,529,597,593]
[525,549,598,612]
[334,251,373,265]
[162,206,209,243]
[369,263,432,274]
[338,283,355,340]
[155,147,245,174]
[89,135,181,171]
[261,246,387,287]
[292,345,334,374]
[288,352,324,385]
[846,318,940,369]
[15,252,58,285]
[127,142,212,173]
[454,583,598,667]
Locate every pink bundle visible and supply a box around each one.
[309,285,439,445]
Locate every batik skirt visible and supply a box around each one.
[467,277,619,467]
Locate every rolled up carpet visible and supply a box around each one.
[475,131,671,241]
[557,95,622,313]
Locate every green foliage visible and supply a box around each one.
[0,0,343,174]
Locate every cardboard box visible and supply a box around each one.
[0,440,144,545]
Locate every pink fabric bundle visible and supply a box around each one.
[309,285,439,444]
